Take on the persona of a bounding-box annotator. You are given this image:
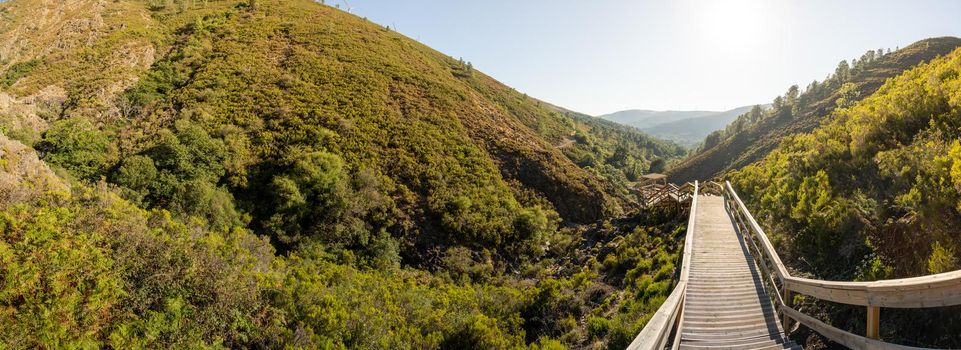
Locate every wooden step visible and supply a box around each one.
[681,342,796,350]
[681,319,784,334]
[683,309,777,319]
[684,294,764,307]
[676,195,794,348]
[681,336,789,347]
[685,287,764,294]
[682,328,782,342]
[683,312,777,323]
[685,301,773,309]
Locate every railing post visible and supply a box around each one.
[866,306,880,339]
[782,289,793,332]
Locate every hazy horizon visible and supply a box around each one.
[348,0,961,116]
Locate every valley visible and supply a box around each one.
[599,105,761,149]
[0,0,959,349]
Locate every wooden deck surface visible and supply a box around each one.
[678,195,801,350]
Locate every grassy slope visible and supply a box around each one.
[669,37,961,183]
[0,1,690,348]
[0,0,683,260]
[730,47,961,348]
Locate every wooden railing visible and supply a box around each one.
[699,180,724,196]
[723,180,961,350]
[629,180,961,349]
[627,181,698,350]
[639,182,695,207]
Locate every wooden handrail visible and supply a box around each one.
[628,181,699,350]
[639,181,696,207]
[626,281,686,350]
[723,180,961,349]
[678,181,698,284]
[724,181,790,280]
[782,273,961,308]
[781,307,926,350]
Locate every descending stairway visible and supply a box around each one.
[678,195,800,350]
[632,181,961,350]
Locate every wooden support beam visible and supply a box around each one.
[782,289,793,332]
[866,306,880,339]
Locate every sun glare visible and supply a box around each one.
[692,0,773,53]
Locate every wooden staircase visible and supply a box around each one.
[629,181,961,350]
[678,195,799,350]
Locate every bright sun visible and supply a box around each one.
[692,0,773,53]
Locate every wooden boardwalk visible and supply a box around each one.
[678,195,800,350]
[631,181,961,350]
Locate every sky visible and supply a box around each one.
[345,0,961,116]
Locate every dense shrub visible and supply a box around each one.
[38,117,114,181]
[731,47,961,347]
[0,0,694,348]
[0,59,40,88]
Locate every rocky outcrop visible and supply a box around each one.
[0,133,67,207]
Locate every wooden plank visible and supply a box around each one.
[627,281,686,350]
[867,306,880,339]
[629,182,698,350]
[781,306,931,350]
[724,181,790,280]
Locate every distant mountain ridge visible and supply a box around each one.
[599,109,717,129]
[670,36,961,182]
[599,105,762,148]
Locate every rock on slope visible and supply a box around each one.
[0,133,67,205]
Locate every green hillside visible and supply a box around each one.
[731,46,961,348]
[0,0,684,261]
[0,0,687,348]
[670,37,961,182]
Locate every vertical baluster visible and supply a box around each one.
[866,306,880,339]
[782,289,793,332]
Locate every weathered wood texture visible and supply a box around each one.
[677,195,800,350]
[628,182,698,350]
[631,181,961,350]
[639,182,695,207]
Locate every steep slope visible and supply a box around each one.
[0,133,67,204]
[638,105,760,148]
[0,1,690,348]
[730,46,961,348]
[539,100,687,182]
[0,0,683,263]
[670,37,961,182]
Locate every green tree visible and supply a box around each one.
[38,117,114,181]
[263,151,390,253]
[648,158,666,173]
[928,242,958,274]
[113,155,158,204]
[835,60,850,83]
[112,119,239,229]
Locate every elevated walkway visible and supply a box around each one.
[629,181,961,350]
[678,195,798,349]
